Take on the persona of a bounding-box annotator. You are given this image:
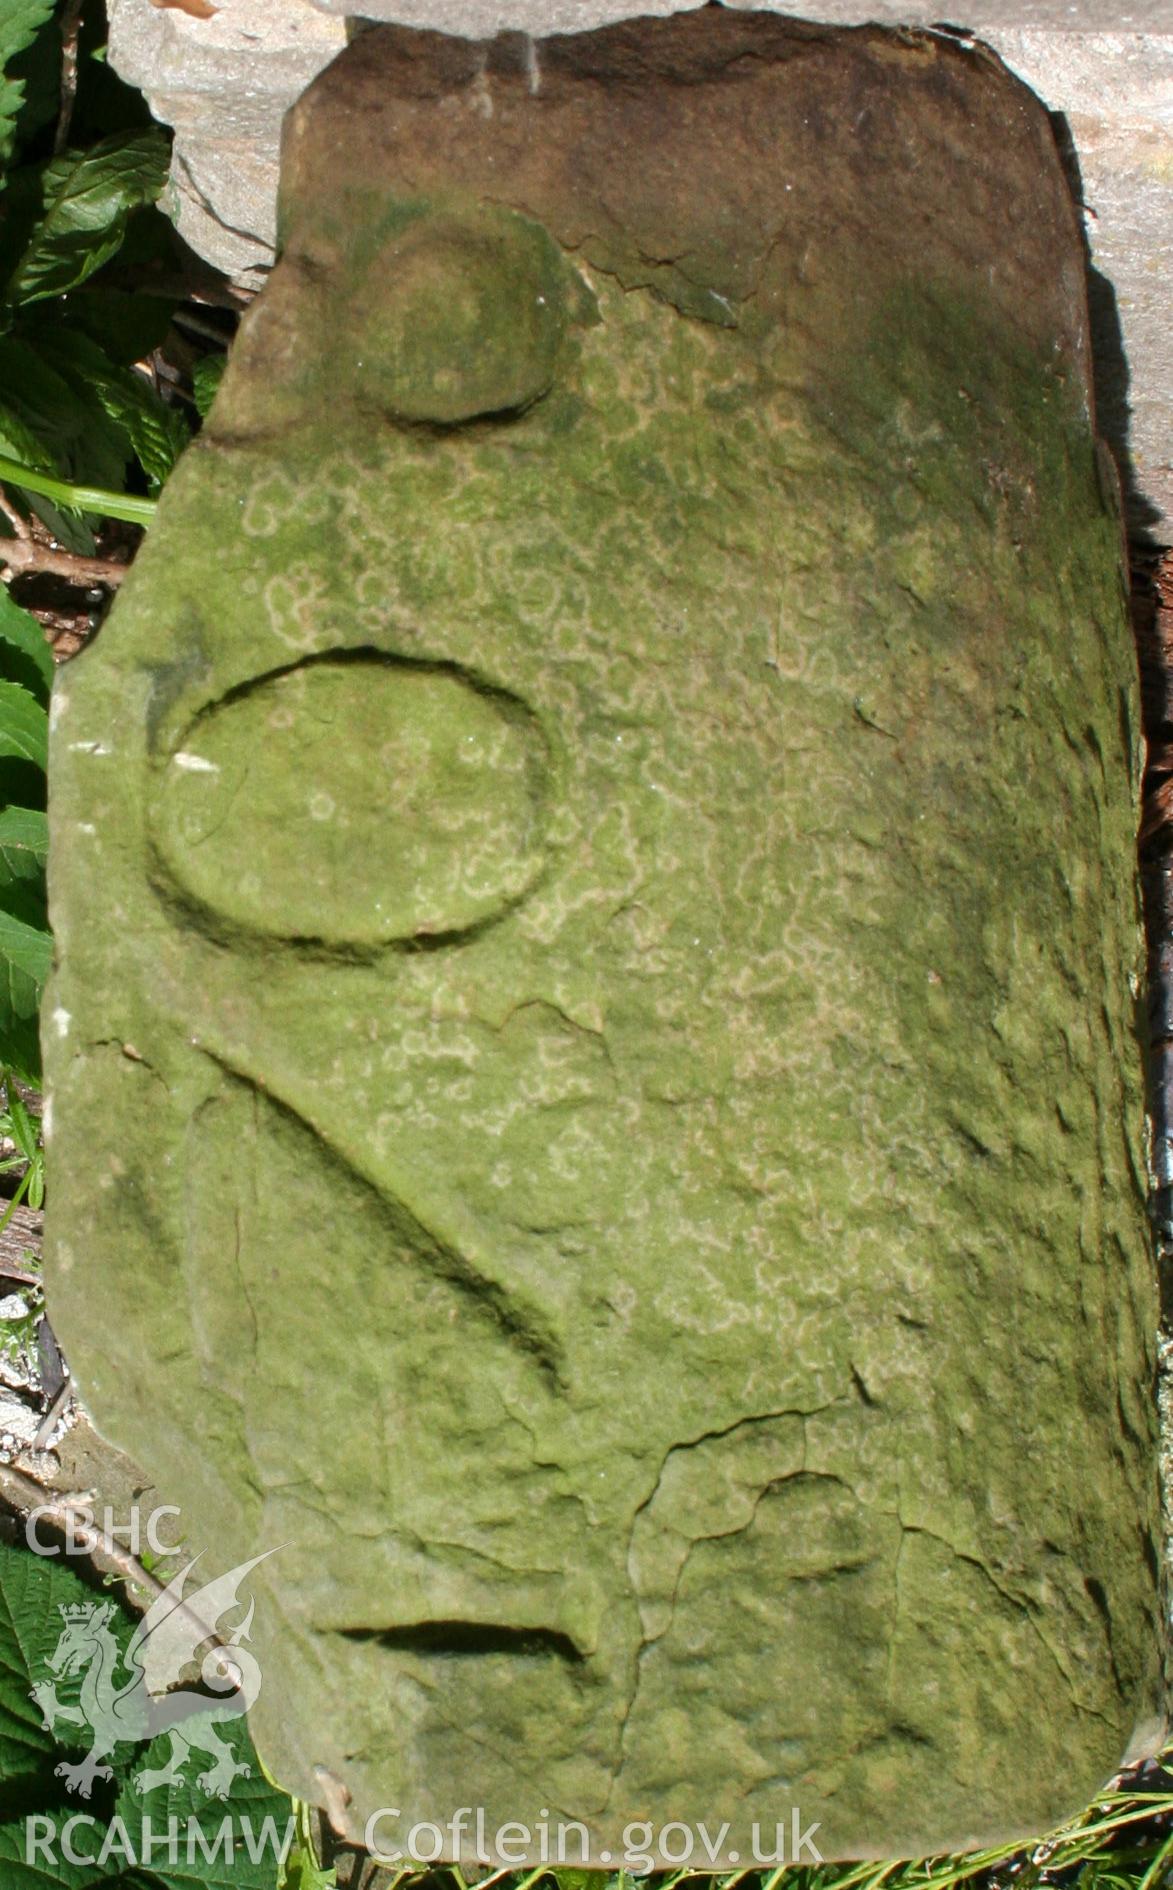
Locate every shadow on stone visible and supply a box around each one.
[1048,106,1163,547]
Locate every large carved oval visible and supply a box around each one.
[151,654,551,945]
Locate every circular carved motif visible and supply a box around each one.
[340,209,568,426]
[152,655,551,945]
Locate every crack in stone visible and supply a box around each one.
[610,1458,870,1807]
[894,1519,1116,1730]
[605,1398,861,1803]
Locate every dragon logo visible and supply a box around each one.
[30,1550,277,1800]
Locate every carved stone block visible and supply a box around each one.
[45,11,1163,1859]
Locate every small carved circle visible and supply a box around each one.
[341,208,568,426]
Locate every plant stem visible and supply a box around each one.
[1138,1827,1173,1890]
[54,0,85,156]
[0,454,158,527]
[0,1168,31,1241]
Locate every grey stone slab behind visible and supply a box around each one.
[107,0,345,283]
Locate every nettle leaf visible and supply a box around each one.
[0,395,90,550]
[0,158,55,293]
[110,1712,296,1890]
[0,806,48,873]
[27,497,95,559]
[0,679,47,768]
[2,1808,228,1886]
[0,900,51,991]
[0,829,43,885]
[7,129,170,307]
[0,1011,39,1087]
[0,0,57,79]
[0,870,45,926]
[63,289,176,368]
[0,1808,171,1886]
[0,816,43,1081]
[0,337,129,495]
[4,9,62,152]
[0,393,58,476]
[0,1539,127,1787]
[0,586,54,700]
[191,356,225,421]
[0,1535,297,1888]
[0,393,94,551]
[0,1816,103,1889]
[0,0,56,175]
[36,328,189,490]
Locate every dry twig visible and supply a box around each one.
[0,490,128,589]
[0,1464,245,1680]
[32,1380,72,1452]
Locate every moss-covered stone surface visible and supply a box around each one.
[43,10,1163,1862]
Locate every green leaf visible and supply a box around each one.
[0,0,56,175]
[0,1815,102,1888]
[0,586,54,700]
[5,4,63,153]
[0,393,95,551]
[2,1810,145,1883]
[0,394,58,477]
[0,1539,128,1787]
[0,1532,299,1887]
[0,2,58,82]
[0,1008,39,1087]
[0,0,57,78]
[0,806,48,868]
[36,328,189,490]
[0,900,51,988]
[192,355,226,421]
[112,1711,296,1889]
[2,1804,284,1886]
[62,289,176,367]
[25,495,96,559]
[0,158,55,293]
[6,129,170,307]
[0,875,46,1081]
[0,679,47,767]
[0,837,43,887]
[277,1801,335,1890]
[0,336,130,494]
[0,1808,177,1885]
[4,1083,37,1162]
[0,871,44,926]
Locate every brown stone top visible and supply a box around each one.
[279,9,1088,365]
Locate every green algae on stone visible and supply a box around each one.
[44,8,1162,1865]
